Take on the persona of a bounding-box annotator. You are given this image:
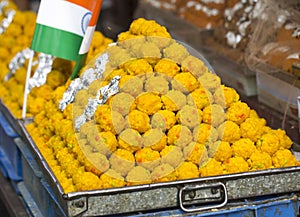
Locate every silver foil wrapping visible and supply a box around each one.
[5,48,34,81]
[27,53,54,91]
[0,1,8,15]
[59,53,109,111]
[224,0,261,48]
[292,27,300,38]
[225,31,242,49]
[186,2,220,17]
[0,9,15,34]
[75,75,120,131]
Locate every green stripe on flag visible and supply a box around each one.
[31,24,83,61]
[31,23,88,79]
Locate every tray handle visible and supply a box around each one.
[178,182,228,212]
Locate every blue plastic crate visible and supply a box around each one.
[0,111,22,181]
[123,195,300,217]
[15,138,66,217]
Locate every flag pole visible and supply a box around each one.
[22,50,34,119]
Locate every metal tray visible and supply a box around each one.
[17,118,300,217]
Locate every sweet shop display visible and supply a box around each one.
[0,1,300,216]
[2,17,297,193]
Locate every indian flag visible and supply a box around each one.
[31,0,103,79]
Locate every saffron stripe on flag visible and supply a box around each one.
[67,0,103,26]
[78,0,103,54]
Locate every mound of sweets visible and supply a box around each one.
[16,18,299,194]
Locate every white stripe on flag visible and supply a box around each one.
[36,0,91,37]
[79,25,96,54]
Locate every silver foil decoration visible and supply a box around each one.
[59,77,84,111]
[75,75,120,131]
[27,53,54,90]
[0,1,8,15]
[292,27,300,38]
[224,0,260,48]
[0,9,15,34]
[59,52,109,111]
[238,20,251,36]
[224,2,243,22]
[225,31,242,49]
[185,1,220,17]
[5,48,35,81]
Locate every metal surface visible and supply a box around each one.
[179,182,228,212]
